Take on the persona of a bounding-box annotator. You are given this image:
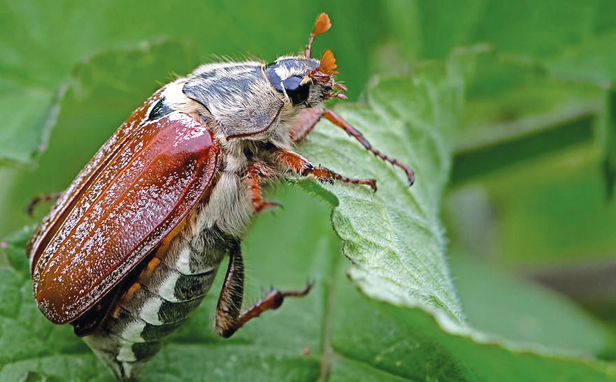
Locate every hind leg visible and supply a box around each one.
[215,240,312,338]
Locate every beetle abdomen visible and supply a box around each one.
[82,222,232,381]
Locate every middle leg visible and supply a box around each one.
[287,107,415,186]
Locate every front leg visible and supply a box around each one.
[323,109,415,186]
[246,162,282,213]
[215,240,311,338]
[274,149,377,191]
[288,107,415,186]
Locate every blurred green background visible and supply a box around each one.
[3,0,616,380]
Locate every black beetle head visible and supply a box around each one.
[266,55,342,108]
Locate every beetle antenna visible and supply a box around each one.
[316,50,339,75]
[305,13,331,58]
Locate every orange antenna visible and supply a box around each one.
[301,49,339,86]
[317,50,338,75]
[305,13,331,58]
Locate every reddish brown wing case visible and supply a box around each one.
[28,89,220,324]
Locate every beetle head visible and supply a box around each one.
[265,51,345,109]
[265,13,347,109]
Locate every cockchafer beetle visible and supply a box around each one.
[26,13,414,381]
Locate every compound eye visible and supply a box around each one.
[283,75,310,105]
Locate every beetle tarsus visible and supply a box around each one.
[275,149,377,191]
[216,241,311,338]
[307,165,377,191]
[220,286,312,338]
[255,200,283,214]
[25,191,63,217]
[322,109,415,186]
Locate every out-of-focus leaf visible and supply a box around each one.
[0,82,55,167]
[451,255,614,356]
[412,0,491,60]
[414,0,616,61]
[545,29,616,198]
[329,275,616,382]
[412,0,616,191]
[0,0,389,168]
[547,31,616,84]
[0,39,197,240]
[452,50,604,184]
[462,145,616,266]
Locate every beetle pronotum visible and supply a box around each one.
[27,13,414,381]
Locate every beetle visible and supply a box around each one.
[26,13,414,381]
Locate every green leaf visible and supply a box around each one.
[2,64,616,380]
[410,0,616,192]
[329,274,616,382]
[545,32,616,197]
[547,30,616,84]
[452,49,604,184]
[449,144,616,266]
[413,0,616,61]
[0,81,56,167]
[4,191,616,382]
[297,51,479,321]
[451,255,614,357]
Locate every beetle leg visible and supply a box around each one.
[288,108,414,186]
[288,107,325,142]
[215,240,244,338]
[246,162,282,213]
[216,240,311,338]
[220,284,312,339]
[322,109,415,185]
[25,191,63,216]
[274,149,377,191]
